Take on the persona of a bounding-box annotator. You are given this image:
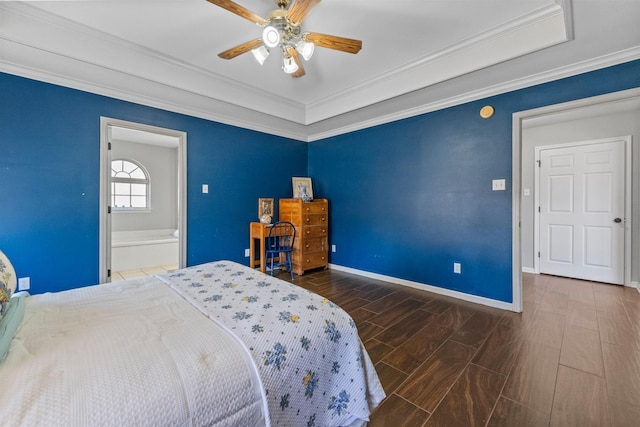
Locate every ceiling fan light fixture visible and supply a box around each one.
[262,26,281,48]
[296,40,314,61]
[251,45,270,65]
[282,55,299,74]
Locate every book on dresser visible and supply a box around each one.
[278,198,329,276]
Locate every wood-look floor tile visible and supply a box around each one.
[601,342,640,406]
[566,281,596,306]
[396,340,476,412]
[425,364,506,427]
[422,298,455,315]
[566,299,598,331]
[597,310,640,351]
[367,298,425,327]
[608,398,640,427]
[550,365,609,427]
[547,276,573,295]
[368,394,429,427]
[374,362,408,395]
[502,341,560,415]
[364,339,395,364]
[539,290,569,315]
[432,304,477,329]
[487,397,550,427]
[349,307,377,324]
[473,322,523,375]
[559,325,604,376]
[383,323,453,374]
[594,289,626,313]
[522,310,565,350]
[374,309,439,347]
[357,321,385,342]
[450,310,502,348]
[363,292,412,313]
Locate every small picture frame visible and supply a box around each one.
[292,177,313,201]
[258,198,274,220]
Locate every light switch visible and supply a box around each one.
[202,184,209,194]
[492,179,506,191]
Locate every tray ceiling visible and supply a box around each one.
[1,1,639,141]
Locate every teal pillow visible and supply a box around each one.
[0,250,17,320]
[0,292,28,362]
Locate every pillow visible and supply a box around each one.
[0,250,17,320]
[0,292,28,362]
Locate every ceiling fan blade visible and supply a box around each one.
[305,32,362,54]
[286,47,305,78]
[205,0,266,25]
[218,39,264,59]
[287,0,321,24]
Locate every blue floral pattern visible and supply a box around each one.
[156,261,385,426]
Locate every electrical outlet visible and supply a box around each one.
[202,184,209,194]
[453,263,461,274]
[492,179,506,191]
[331,245,336,253]
[244,248,250,257]
[18,277,30,291]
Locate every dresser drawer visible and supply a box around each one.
[295,252,327,270]
[302,213,328,226]
[297,237,326,253]
[302,225,327,238]
[302,202,328,214]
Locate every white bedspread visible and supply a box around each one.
[0,276,268,426]
[157,261,386,427]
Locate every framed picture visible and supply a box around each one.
[258,198,274,218]
[292,177,313,200]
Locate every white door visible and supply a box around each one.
[538,139,625,284]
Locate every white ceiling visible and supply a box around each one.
[1,1,639,141]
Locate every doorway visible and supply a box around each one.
[536,137,629,285]
[512,88,640,312]
[99,118,187,284]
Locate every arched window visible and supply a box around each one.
[111,159,150,210]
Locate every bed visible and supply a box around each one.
[0,257,385,426]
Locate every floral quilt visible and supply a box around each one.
[156,261,385,427]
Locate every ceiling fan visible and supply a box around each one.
[207,0,362,78]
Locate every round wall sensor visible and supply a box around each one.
[480,105,494,119]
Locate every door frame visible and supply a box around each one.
[533,136,632,284]
[512,87,640,312]
[99,117,187,283]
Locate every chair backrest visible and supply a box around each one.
[266,221,296,252]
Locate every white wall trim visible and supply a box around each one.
[328,263,517,312]
[522,267,536,274]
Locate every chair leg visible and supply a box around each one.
[287,253,294,281]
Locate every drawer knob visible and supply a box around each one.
[321,217,326,221]
[306,218,310,222]
[305,244,310,248]
[322,229,326,233]
[306,259,310,263]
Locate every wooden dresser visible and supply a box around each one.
[279,198,328,275]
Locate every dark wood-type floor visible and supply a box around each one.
[275,268,640,426]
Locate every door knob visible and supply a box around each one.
[613,218,622,223]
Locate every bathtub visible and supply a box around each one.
[111,229,179,272]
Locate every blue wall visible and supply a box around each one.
[2,60,639,300]
[309,60,640,303]
[0,73,307,294]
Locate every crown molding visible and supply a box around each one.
[306,47,640,142]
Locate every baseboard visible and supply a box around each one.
[328,263,517,312]
[522,267,536,274]
[632,281,640,293]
